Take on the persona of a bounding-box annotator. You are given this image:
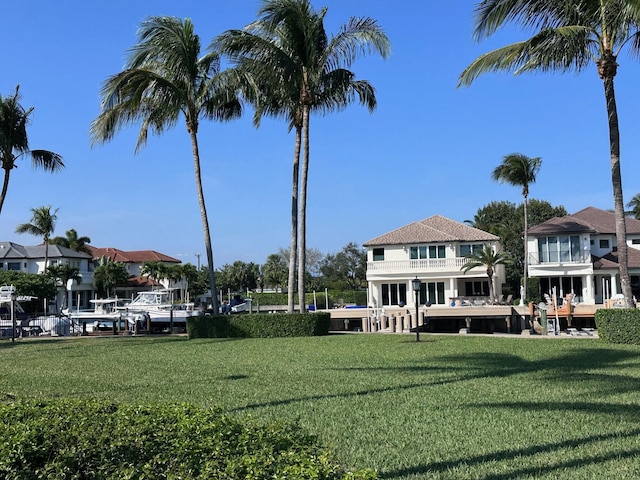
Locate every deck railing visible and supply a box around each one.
[367,257,472,274]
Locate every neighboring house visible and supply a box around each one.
[363,215,505,309]
[0,241,94,311]
[87,246,183,299]
[527,206,640,305]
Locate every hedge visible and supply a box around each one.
[0,398,376,479]
[595,308,640,344]
[187,312,331,339]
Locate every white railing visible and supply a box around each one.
[367,257,472,274]
[528,251,592,266]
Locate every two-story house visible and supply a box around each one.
[363,215,505,310]
[527,206,640,304]
[0,241,94,311]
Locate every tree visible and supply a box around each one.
[471,199,566,297]
[49,229,92,254]
[90,16,242,314]
[627,193,640,219]
[491,153,541,302]
[216,0,390,313]
[93,257,129,298]
[140,261,165,288]
[0,85,64,215]
[15,205,58,271]
[461,244,513,305]
[458,0,639,307]
[46,263,80,310]
[320,242,367,290]
[262,253,288,292]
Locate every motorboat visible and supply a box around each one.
[63,299,132,334]
[119,289,198,333]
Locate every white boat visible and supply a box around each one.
[63,299,133,334]
[119,289,198,333]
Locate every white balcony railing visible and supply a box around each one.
[367,257,471,274]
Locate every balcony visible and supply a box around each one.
[367,257,472,275]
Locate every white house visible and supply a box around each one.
[363,215,506,310]
[527,206,640,305]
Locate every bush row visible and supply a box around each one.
[187,312,331,339]
[595,308,640,344]
[0,398,376,479]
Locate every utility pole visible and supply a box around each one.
[194,253,201,271]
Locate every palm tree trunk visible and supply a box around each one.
[287,126,302,313]
[298,104,310,313]
[523,195,528,303]
[188,128,219,314]
[0,167,11,215]
[603,75,633,306]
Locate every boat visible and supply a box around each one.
[119,289,198,333]
[63,299,133,334]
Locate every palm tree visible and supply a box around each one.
[627,193,640,219]
[461,244,513,305]
[46,263,81,310]
[458,0,639,307]
[15,205,58,271]
[215,0,390,312]
[0,85,64,215]
[90,16,242,314]
[140,260,165,289]
[491,153,541,302]
[50,228,92,254]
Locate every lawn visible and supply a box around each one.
[2,334,640,479]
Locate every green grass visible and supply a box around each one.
[3,334,640,479]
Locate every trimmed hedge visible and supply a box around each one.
[595,308,640,344]
[0,398,376,479]
[187,312,331,339]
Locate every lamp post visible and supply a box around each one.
[411,277,421,342]
[10,290,17,343]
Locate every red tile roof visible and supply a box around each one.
[87,246,180,263]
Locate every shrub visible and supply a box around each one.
[0,398,376,479]
[187,312,331,339]
[595,308,640,344]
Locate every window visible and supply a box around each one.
[7,262,21,271]
[460,244,483,257]
[426,282,446,305]
[600,239,609,249]
[464,281,489,296]
[538,235,581,263]
[428,245,446,259]
[373,248,384,261]
[632,239,640,245]
[381,283,407,306]
[409,246,427,259]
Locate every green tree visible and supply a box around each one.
[0,271,56,312]
[461,244,513,305]
[320,242,367,290]
[0,85,64,215]
[491,153,542,301]
[93,257,129,298]
[262,253,288,292]
[140,261,166,288]
[216,0,390,313]
[15,205,58,271]
[459,0,639,307]
[90,16,242,314]
[46,263,80,310]
[626,193,640,219]
[49,229,92,254]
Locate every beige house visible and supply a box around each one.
[363,215,506,310]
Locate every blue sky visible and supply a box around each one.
[2,1,640,268]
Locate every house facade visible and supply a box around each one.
[363,215,506,310]
[527,206,640,305]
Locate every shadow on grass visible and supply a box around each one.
[379,424,640,479]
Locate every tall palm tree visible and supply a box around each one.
[90,16,242,314]
[46,263,81,310]
[458,0,640,307]
[626,193,640,219]
[50,228,92,254]
[491,153,541,302]
[461,244,513,305]
[0,85,64,215]
[215,0,390,312]
[15,205,58,271]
